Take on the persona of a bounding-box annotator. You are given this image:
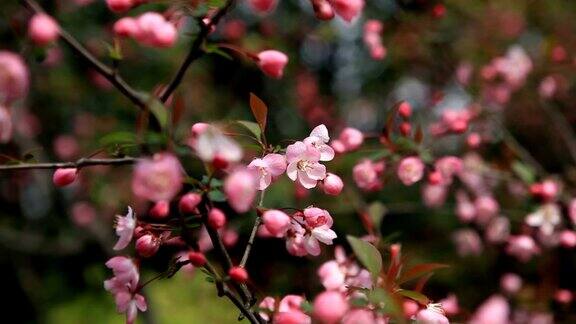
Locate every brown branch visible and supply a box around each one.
[20,0,148,109]
[240,191,265,267]
[0,157,138,170]
[159,0,238,103]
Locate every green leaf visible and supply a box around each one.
[249,93,268,134]
[511,160,536,184]
[99,131,138,147]
[300,300,313,313]
[397,290,429,305]
[208,190,226,202]
[347,235,382,283]
[398,263,449,284]
[236,120,262,140]
[367,202,387,232]
[147,97,169,130]
[368,288,403,320]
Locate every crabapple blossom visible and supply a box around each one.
[559,230,576,248]
[53,168,78,187]
[398,101,412,118]
[322,173,344,195]
[506,235,540,262]
[453,229,483,256]
[439,294,459,316]
[133,12,178,48]
[115,291,147,324]
[312,291,348,324]
[0,105,12,143]
[262,209,291,237]
[397,156,425,186]
[28,14,60,46]
[304,125,335,162]
[455,190,476,222]
[363,20,386,60]
[555,289,573,304]
[485,217,510,244]
[422,184,448,208]
[525,203,561,235]
[229,266,248,283]
[208,208,227,229]
[149,200,170,219]
[353,159,384,191]
[336,127,364,152]
[193,125,243,168]
[223,168,257,213]
[105,256,139,290]
[179,192,202,214]
[329,0,365,23]
[286,141,327,189]
[474,195,499,225]
[286,208,337,256]
[416,304,449,324]
[114,206,136,250]
[0,51,29,102]
[247,153,287,190]
[113,17,139,38]
[132,153,183,202]
[135,234,160,257]
[104,256,146,324]
[317,246,372,291]
[257,50,289,79]
[312,0,335,21]
[470,295,509,324]
[403,300,420,318]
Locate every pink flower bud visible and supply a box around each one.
[500,273,522,295]
[467,132,482,149]
[262,210,291,237]
[135,234,160,257]
[224,168,257,213]
[330,0,364,23]
[398,101,412,118]
[208,208,226,229]
[339,127,364,151]
[53,168,77,187]
[179,192,202,213]
[323,173,344,195]
[470,295,509,324]
[313,0,335,21]
[560,230,576,248]
[229,266,248,283]
[403,299,419,318]
[113,17,139,38]
[187,251,207,267]
[330,139,346,154]
[397,156,425,186]
[313,291,348,324]
[106,0,134,13]
[150,200,170,219]
[152,23,178,48]
[400,122,412,136]
[555,289,573,304]
[248,0,278,14]
[257,50,289,79]
[29,14,60,46]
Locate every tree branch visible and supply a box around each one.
[159,0,237,103]
[0,157,138,170]
[240,191,265,268]
[21,0,148,109]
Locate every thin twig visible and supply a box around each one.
[21,0,147,109]
[240,191,265,267]
[0,157,138,170]
[159,0,237,103]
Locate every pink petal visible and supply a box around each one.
[263,153,287,176]
[307,163,326,180]
[286,162,298,181]
[298,171,318,189]
[309,124,330,143]
[286,141,307,162]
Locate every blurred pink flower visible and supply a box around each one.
[397,156,425,186]
[132,153,183,202]
[470,295,509,324]
[0,51,29,103]
[223,168,258,213]
[257,50,289,79]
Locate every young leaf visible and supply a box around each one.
[367,202,387,232]
[511,160,536,184]
[347,235,383,282]
[398,263,449,284]
[147,97,169,130]
[397,290,429,305]
[236,120,262,140]
[249,93,268,133]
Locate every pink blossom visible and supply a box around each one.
[397,156,425,186]
[179,192,202,213]
[318,260,345,290]
[500,273,522,294]
[474,195,499,225]
[134,12,178,48]
[329,0,365,23]
[286,208,337,256]
[208,208,227,229]
[248,0,278,14]
[274,311,312,324]
[453,229,483,256]
[434,156,462,185]
[105,256,139,290]
[337,127,364,152]
[224,168,257,213]
[229,266,249,283]
[115,291,147,324]
[149,200,170,219]
[114,206,136,251]
[135,234,160,257]
[248,153,287,190]
[485,217,510,244]
[71,201,96,227]
[455,190,476,223]
[132,153,183,202]
[262,210,291,237]
[286,141,327,189]
[422,184,448,208]
[555,289,573,304]
[439,294,459,316]
[342,308,382,324]
[0,105,12,143]
[322,173,344,196]
[313,291,348,324]
[317,246,371,292]
[53,135,79,160]
[28,14,60,46]
[304,124,335,162]
[416,305,449,324]
[506,235,540,262]
[559,230,576,248]
[106,0,134,13]
[470,295,509,324]
[363,20,386,60]
[525,203,561,235]
[193,125,243,167]
[353,159,384,191]
[257,50,289,79]
[113,17,139,38]
[0,51,29,102]
[539,76,557,99]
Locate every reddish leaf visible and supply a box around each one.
[398,263,448,284]
[249,93,268,134]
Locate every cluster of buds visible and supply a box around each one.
[113,12,178,48]
[363,20,386,60]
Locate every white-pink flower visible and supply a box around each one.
[247,153,287,190]
[223,168,258,213]
[193,125,243,167]
[105,256,139,290]
[287,207,337,256]
[303,124,335,162]
[113,206,136,251]
[115,291,147,324]
[286,141,327,189]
